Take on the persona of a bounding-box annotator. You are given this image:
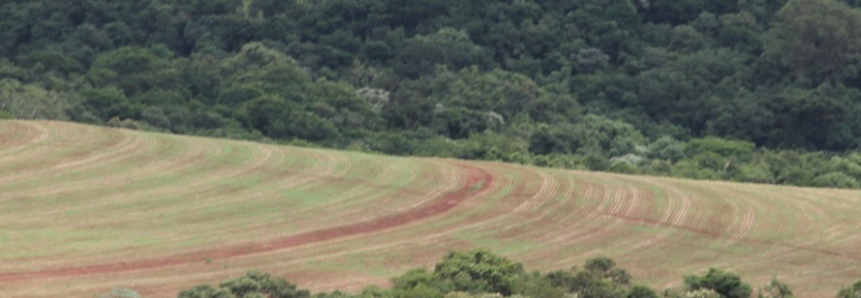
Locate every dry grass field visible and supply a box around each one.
[1,121,860,298]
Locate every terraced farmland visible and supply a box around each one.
[1,121,860,298]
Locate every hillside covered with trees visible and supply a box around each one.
[3,0,861,188]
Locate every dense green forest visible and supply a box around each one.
[97,250,861,298]
[3,0,861,188]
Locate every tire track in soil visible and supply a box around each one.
[0,164,494,282]
[0,122,74,165]
[0,122,50,157]
[628,179,693,250]
[432,165,548,242]
[0,127,140,184]
[480,168,558,240]
[572,201,861,262]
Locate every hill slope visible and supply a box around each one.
[1,121,859,298]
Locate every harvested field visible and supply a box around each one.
[1,121,860,298]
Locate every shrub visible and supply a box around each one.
[811,172,860,189]
[837,281,861,298]
[0,109,13,119]
[685,137,755,160]
[684,268,751,298]
[433,250,525,295]
[683,289,723,298]
[757,278,793,298]
[628,285,659,298]
[177,271,310,298]
[96,287,142,298]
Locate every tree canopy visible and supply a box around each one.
[3,0,861,189]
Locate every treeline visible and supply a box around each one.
[98,250,861,298]
[3,0,861,188]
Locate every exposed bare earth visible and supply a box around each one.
[1,121,860,298]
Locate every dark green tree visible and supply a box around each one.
[433,250,525,295]
[88,47,170,96]
[177,271,311,298]
[627,285,659,298]
[765,0,861,83]
[684,268,752,298]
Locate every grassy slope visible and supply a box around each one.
[1,121,859,298]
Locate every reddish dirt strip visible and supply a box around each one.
[0,164,493,282]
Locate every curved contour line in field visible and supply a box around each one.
[1,121,860,298]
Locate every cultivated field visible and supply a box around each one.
[1,121,860,298]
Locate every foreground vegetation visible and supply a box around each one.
[3,0,861,188]
[98,250,861,298]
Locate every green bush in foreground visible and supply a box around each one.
[837,281,861,298]
[758,278,794,298]
[684,268,752,298]
[170,250,860,298]
[95,287,142,298]
[177,271,310,298]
